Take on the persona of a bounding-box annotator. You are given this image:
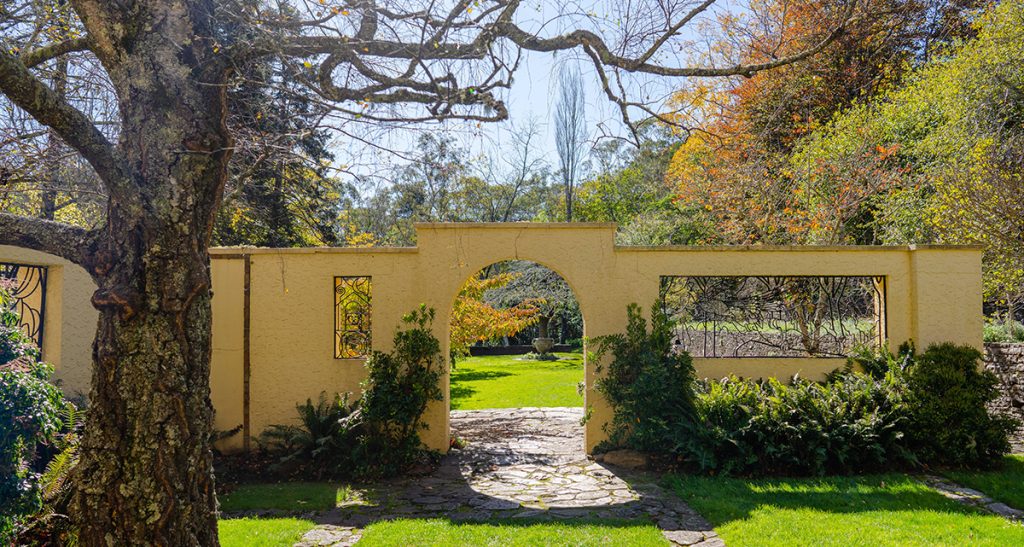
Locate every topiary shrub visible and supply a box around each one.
[592,302,698,452]
[904,343,1017,467]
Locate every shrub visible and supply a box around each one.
[0,284,69,543]
[259,393,359,478]
[595,302,1016,475]
[15,404,83,546]
[983,319,1024,342]
[592,302,698,452]
[845,341,914,380]
[357,305,444,477]
[0,362,67,542]
[903,343,1017,467]
[686,372,914,476]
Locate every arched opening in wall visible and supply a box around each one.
[448,259,585,458]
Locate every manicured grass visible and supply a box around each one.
[942,454,1024,509]
[450,353,584,409]
[357,518,667,546]
[669,473,1024,546]
[220,482,356,512]
[219,517,314,547]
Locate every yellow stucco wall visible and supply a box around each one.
[0,245,96,397]
[1,224,984,454]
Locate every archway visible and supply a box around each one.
[447,259,587,457]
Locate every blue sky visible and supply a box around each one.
[328,0,729,191]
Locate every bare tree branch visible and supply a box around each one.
[497,4,856,78]
[247,0,860,139]
[20,37,91,68]
[0,47,131,199]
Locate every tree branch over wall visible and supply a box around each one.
[251,0,861,140]
[0,212,96,267]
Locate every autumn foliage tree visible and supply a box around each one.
[449,272,541,360]
[791,1,1024,308]
[667,0,986,243]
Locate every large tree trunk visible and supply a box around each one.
[67,2,232,543]
[73,245,219,545]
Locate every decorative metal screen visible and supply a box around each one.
[659,275,885,358]
[0,262,48,349]
[334,276,371,358]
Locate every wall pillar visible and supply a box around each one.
[909,246,983,350]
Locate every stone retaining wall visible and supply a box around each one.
[984,343,1024,453]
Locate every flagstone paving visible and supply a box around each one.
[295,407,721,546]
[922,474,1024,522]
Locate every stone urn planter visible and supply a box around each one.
[532,337,555,354]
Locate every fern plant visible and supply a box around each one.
[13,404,83,546]
[259,392,359,478]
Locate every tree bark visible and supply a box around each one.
[62,2,232,544]
[73,246,220,545]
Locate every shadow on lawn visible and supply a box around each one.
[450,370,513,382]
[449,370,512,406]
[667,473,1001,525]
[219,409,718,544]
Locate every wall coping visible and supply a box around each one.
[618,244,983,252]
[210,246,418,256]
[414,222,617,229]
[208,243,981,255]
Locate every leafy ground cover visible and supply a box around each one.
[356,518,667,546]
[219,517,314,547]
[450,352,583,409]
[669,473,1024,546]
[941,454,1024,509]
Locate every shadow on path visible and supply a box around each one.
[297,408,721,546]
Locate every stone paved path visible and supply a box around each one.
[296,407,721,546]
[922,475,1024,522]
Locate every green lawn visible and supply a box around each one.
[942,454,1024,509]
[220,482,356,512]
[218,471,1024,546]
[669,473,1024,546]
[219,517,314,547]
[450,353,584,409]
[357,518,667,546]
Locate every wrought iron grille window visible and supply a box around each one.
[0,262,48,349]
[334,276,371,358]
[659,275,886,358]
